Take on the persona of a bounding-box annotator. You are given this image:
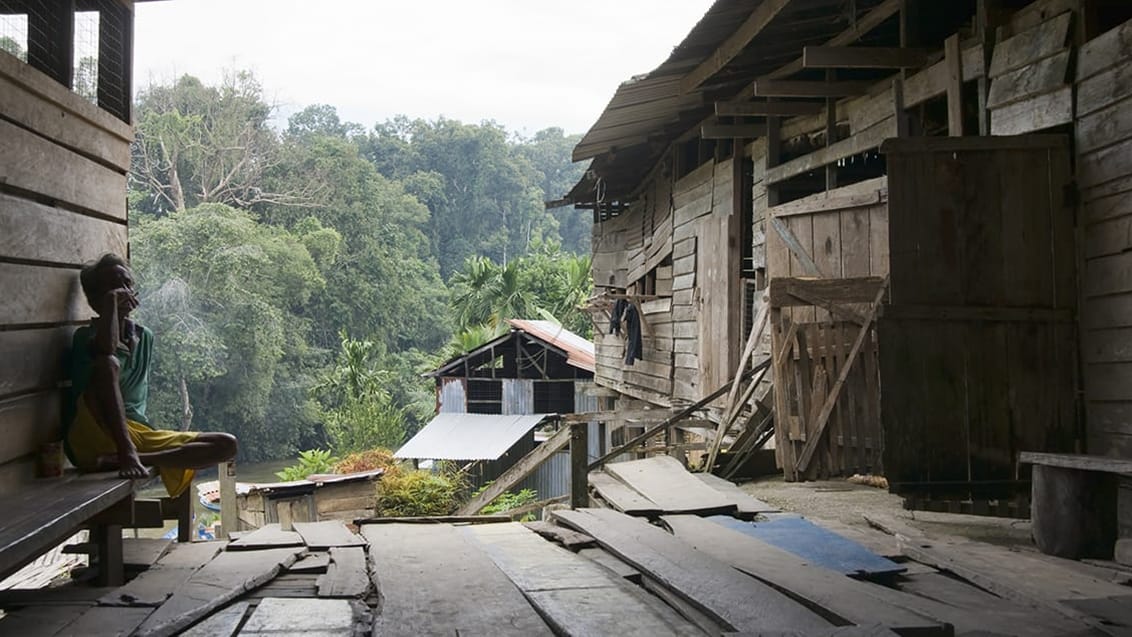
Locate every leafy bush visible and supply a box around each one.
[376,469,466,517]
[476,487,539,515]
[334,448,401,475]
[275,449,338,481]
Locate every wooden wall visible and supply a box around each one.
[0,50,132,488]
[879,137,1077,498]
[1076,17,1132,459]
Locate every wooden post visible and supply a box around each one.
[175,488,192,543]
[944,34,964,136]
[570,422,589,509]
[219,460,238,540]
[92,524,124,586]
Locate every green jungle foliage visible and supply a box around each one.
[477,487,539,515]
[275,449,339,481]
[376,469,468,517]
[126,70,593,463]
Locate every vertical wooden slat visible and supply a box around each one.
[27,0,74,88]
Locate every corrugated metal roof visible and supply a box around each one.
[394,413,553,461]
[507,319,596,373]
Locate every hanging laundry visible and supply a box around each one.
[610,298,643,365]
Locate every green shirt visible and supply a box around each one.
[63,323,154,436]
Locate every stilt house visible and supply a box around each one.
[568,0,1132,518]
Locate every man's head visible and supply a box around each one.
[80,253,135,313]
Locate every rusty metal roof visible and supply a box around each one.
[395,413,553,461]
[507,319,595,373]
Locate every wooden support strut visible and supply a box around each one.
[588,361,769,472]
[793,278,888,474]
[456,421,570,516]
[706,295,772,472]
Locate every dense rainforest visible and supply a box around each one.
[124,71,593,462]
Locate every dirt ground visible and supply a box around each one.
[738,475,1035,548]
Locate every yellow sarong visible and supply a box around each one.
[67,399,198,497]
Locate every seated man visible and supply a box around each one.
[63,253,237,497]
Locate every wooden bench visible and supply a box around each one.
[0,470,192,586]
[1019,451,1132,562]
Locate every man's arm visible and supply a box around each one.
[86,289,147,478]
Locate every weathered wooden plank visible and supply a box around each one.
[226,523,304,550]
[987,49,1070,110]
[0,119,127,220]
[100,541,222,607]
[0,262,89,326]
[0,194,127,266]
[53,606,154,637]
[990,85,1073,135]
[288,551,331,574]
[239,598,355,636]
[316,546,369,598]
[1077,96,1132,157]
[605,456,736,515]
[1077,57,1132,119]
[552,508,831,633]
[803,46,928,69]
[0,327,73,399]
[716,101,826,117]
[702,124,767,139]
[664,516,946,634]
[681,0,793,92]
[132,547,301,637]
[179,601,249,637]
[587,470,661,516]
[522,520,596,549]
[693,473,778,514]
[362,523,552,636]
[577,546,641,581]
[1080,136,1132,190]
[1077,17,1132,83]
[291,521,365,550]
[1020,451,1132,474]
[766,118,895,185]
[753,80,873,97]
[465,522,701,636]
[122,538,174,570]
[0,604,90,636]
[989,11,1071,78]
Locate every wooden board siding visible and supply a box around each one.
[879,138,1077,498]
[1077,18,1132,463]
[987,11,1074,135]
[0,52,130,481]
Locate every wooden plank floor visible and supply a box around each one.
[1,502,1130,636]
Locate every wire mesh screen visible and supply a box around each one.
[73,10,97,102]
[3,0,131,122]
[0,12,27,61]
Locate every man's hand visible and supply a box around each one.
[117,448,148,479]
[102,287,138,317]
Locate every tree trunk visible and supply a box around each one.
[179,375,193,432]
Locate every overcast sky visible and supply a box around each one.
[133,1,715,136]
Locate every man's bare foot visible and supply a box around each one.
[97,452,148,478]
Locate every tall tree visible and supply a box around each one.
[131,203,328,461]
[514,127,590,254]
[131,71,318,215]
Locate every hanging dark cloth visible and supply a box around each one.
[609,298,643,365]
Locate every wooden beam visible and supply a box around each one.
[570,423,588,509]
[715,101,825,117]
[763,0,902,80]
[945,34,964,135]
[456,424,571,515]
[681,0,795,93]
[701,124,768,139]
[588,360,770,471]
[794,279,888,474]
[769,218,825,278]
[803,46,928,69]
[753,80,873,98]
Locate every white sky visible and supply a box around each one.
[133,1,716,136]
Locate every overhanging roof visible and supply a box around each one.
[427,320,595,377]
[394,413,554,461]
